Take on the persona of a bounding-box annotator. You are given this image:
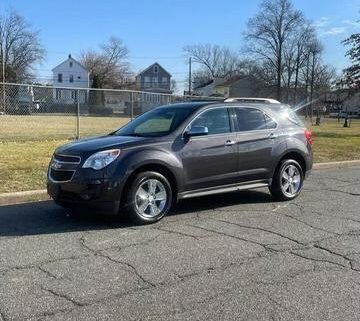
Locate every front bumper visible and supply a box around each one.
[47,176,122,215]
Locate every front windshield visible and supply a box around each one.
[113,106,195,137]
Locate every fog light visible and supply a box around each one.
[80,193,91,200]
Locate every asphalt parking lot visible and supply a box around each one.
[0,166,360,321]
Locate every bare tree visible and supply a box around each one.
[342,32,360,89]
[244,0,304,100]
[0,10,44,83]
[292,23,316,104]
[170,79,177,94]
[183,44,244,81]
[80,37,130,88]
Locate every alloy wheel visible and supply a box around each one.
[134,179,168,218]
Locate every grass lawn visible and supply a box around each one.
[306,118,360,163]
[0,115,359,194]
[0,115,130,142]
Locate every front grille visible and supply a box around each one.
[53,154,81,163]
[49,168,75,182]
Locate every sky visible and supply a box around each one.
[0,0,359,91]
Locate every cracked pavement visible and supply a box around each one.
[0,166,360,321]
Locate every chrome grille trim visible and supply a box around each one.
[48,168,76,183]
[53,154,81,164]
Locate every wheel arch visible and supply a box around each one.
[120,162,179,207]
[276,151,307,177]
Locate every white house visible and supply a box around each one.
[52,54,90,104]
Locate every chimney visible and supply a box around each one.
[68,54,72,59]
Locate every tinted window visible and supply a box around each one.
[265,114,277,129]
[191,108,231,135]
[235,108,267,131]
[114,106,194,137]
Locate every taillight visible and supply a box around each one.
[305,129,313,145]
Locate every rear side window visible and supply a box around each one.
[235,108,277,131]
[287,109,303,126]
[191,108,231,135]
[265,114,277,129]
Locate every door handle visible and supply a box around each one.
[225,140,236,146]
[269,133,277,139]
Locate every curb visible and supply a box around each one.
[0,160,359,206]
[313,159,360,170]
[0,189,48,206]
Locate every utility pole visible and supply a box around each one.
[1,37,5,114]
[188,57,192,96]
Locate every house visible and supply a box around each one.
[135,63,172,94]
[52,54,90,103]
[322,89,360,115]
[193,78,224,97]
[214,75,268,98]
[193,75,270,99]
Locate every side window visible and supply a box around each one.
[235,108,267,131]
[191,108,231,135]
[265,114,277,129]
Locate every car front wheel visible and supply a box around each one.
[269,159,304,201]
[124,171,173,224]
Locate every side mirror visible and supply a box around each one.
[184,125,208,138]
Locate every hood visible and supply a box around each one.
[55,135,147,155]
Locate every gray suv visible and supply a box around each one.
[47,102,313,224]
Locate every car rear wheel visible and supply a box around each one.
[269,159,304,201]
[124,171,173,224]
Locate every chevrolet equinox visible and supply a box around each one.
[47,102,313,224]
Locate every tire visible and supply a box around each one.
[269,159,304,201]
[123,171,173,224]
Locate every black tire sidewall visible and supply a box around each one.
[126,171,173,224]
[271,159,304,201]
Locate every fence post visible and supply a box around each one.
[131,92,134,120]
[2,82,5,114]
[76,89,80,139]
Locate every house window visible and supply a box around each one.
[57,73,63,83]
[152,77,158,87]
[56,89,62,99]
[69,61,73,68]
[162,77,168,86]
[153,65,158,73]
[69,75,74,83]
[71,90,77,100]
[144,76,151,88]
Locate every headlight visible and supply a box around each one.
[82,149,120,170]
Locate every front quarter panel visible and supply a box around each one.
[114,144,184,192]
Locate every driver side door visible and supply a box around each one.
[180,107,238,191]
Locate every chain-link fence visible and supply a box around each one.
[0,82,221,142]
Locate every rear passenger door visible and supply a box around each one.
[234,107,278,182]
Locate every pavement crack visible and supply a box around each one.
[323,189,360,197]
[273,211,340,235]
[41,286,86,307]
[188,223,269,250]
[100,252,156,288]
[214,219,306,246]
[38,265,59,280]
[289,251,349,270]
[0,309,7,321]
[155,227,201,240]
[313,244,360,272]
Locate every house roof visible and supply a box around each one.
[215,75,245,87]
[52,54,89,73]
[136,62,172,77]
[193,79,214,90]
